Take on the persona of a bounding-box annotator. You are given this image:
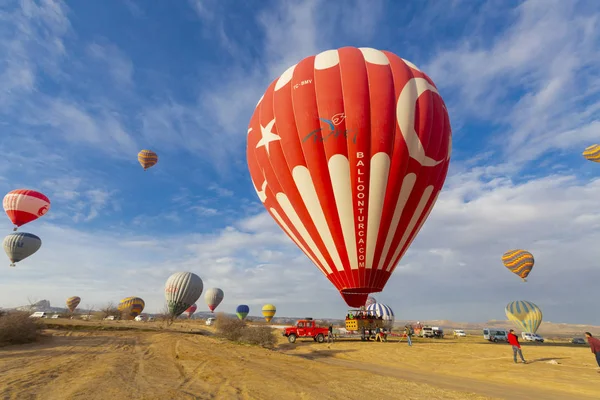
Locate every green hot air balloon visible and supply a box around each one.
[236,304,249,320]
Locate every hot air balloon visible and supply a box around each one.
[262,304,276,323]
[164,272,203,317]
[366,303,395,331]
[204,288,224,313]
[505,300,543,334]
[138,150,158,170]
[236,304,250,320]
[3,189,51,231]
[3,232,42,267]
[184,304,198,319]
[247,47,452,308]
[502,250,534,282]
[118,297,145,320]
[583,144,600,163]
[365,296,377,308]
[66,296,81,313]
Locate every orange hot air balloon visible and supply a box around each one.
[138,150,158,170]
[246,47,452,308]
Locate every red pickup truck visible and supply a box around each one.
[282,318,330,343]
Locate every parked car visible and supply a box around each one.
[282,318,329,343]
[572,337,586,344]
[205,317,216,326]
[51,314,60,319]
[453,329,467,337]
[521,332,545,342]
[483,328,508,342]
[29,312,47,318]
[104,315,116,321]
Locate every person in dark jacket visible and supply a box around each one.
[507,329,527,364]
[584,332,600,372]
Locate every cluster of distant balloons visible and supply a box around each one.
[2,46,599,327]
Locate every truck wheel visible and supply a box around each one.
[493,338,498,343]
[316,334,325,343]
[288,334,297,344]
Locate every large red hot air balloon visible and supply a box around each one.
[246,47,452,307]
[3,189,51,231]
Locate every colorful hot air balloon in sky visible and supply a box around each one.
[3,189,51,231]
[367,303,395,331]
[165,272,203,317]
[138,149,158,170]
[505,300,543,334]
[236,304,250,320]
[184,304,198,319]
[247,47,452,308]
[583,144,600,163]
[118,297,145,320]
[66,296,81,313]
[3,232,42,267]
[204,288,224,313]
[365,296,377,308]
[502,249,534,282]
[262,304,276,323]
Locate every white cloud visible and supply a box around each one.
[87,42,134,86]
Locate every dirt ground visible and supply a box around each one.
[0,320,598,400]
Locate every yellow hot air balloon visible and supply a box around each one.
[66,296,81,313]
[501,249,534,282]
[261,304,276,323]
[583,144,600,163]
[118,296,145,320]
[137,150,158,170]
[505,300,543,334]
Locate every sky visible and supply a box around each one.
[0,0,599,324]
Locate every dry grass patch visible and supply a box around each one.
[215,314,276,348]
[0,311,43,347]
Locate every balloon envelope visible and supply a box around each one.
[184,303,198,318]
[204,288,224,312]
[367,303,395,331]
[138,150,158,170]
[118,297,145,320]
[502,250,534,281]
[3,232,42,266]
[583,144,600,162]
[165,272,203,317]
[365,296,377,307]
[66,296,81,312]
[236,304,250,320]
[247,47,452,307]
[3,189,50,230]
[262,304,276,323]
[505,300,543,333]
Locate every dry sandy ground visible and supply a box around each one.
[0,320,598,400]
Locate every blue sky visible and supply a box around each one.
[1,0,599,325]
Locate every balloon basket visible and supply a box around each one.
[13,227,17,232]
[9,263,15,267]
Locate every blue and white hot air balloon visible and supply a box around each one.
[367,303,395,331]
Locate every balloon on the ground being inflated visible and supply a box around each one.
[247,47,452,308]
[505,300,543,333]
[118,297,145,320]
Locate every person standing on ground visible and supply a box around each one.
[327,325,334,344]
[405,325,413,346]
[507,329,527,364]
[584,332,600,372]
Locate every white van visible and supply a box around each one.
[453,329,467,337]
[205,317,216,326]
[522,332,544,342]
[29,312,47,318]
[483,328,508,342]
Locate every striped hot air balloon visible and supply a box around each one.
[367,302,395,331]
[205,288,224,313]
[583,144,600,163]
[247,47,452,308]
[3,232,42,267]
[502,250,534,282]
[118,297,145,320]
[66,296,81,313]
[505,300,543,334]
[137,150,158,170]
[184,304,197,319]
[3,189,51,231]
[262,304,276,323]
[165,272,203,317]
[236,304,250,320]
[365,296,377,308]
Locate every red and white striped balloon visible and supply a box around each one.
[247,47,452,307]
[3,189,51,231]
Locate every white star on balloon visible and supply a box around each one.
[256,118,280,156]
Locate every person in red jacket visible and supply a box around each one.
[584,332,600,372]
[508,329,527,364]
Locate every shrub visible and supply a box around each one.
[215,314,276,348]
[0,311,43,347]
